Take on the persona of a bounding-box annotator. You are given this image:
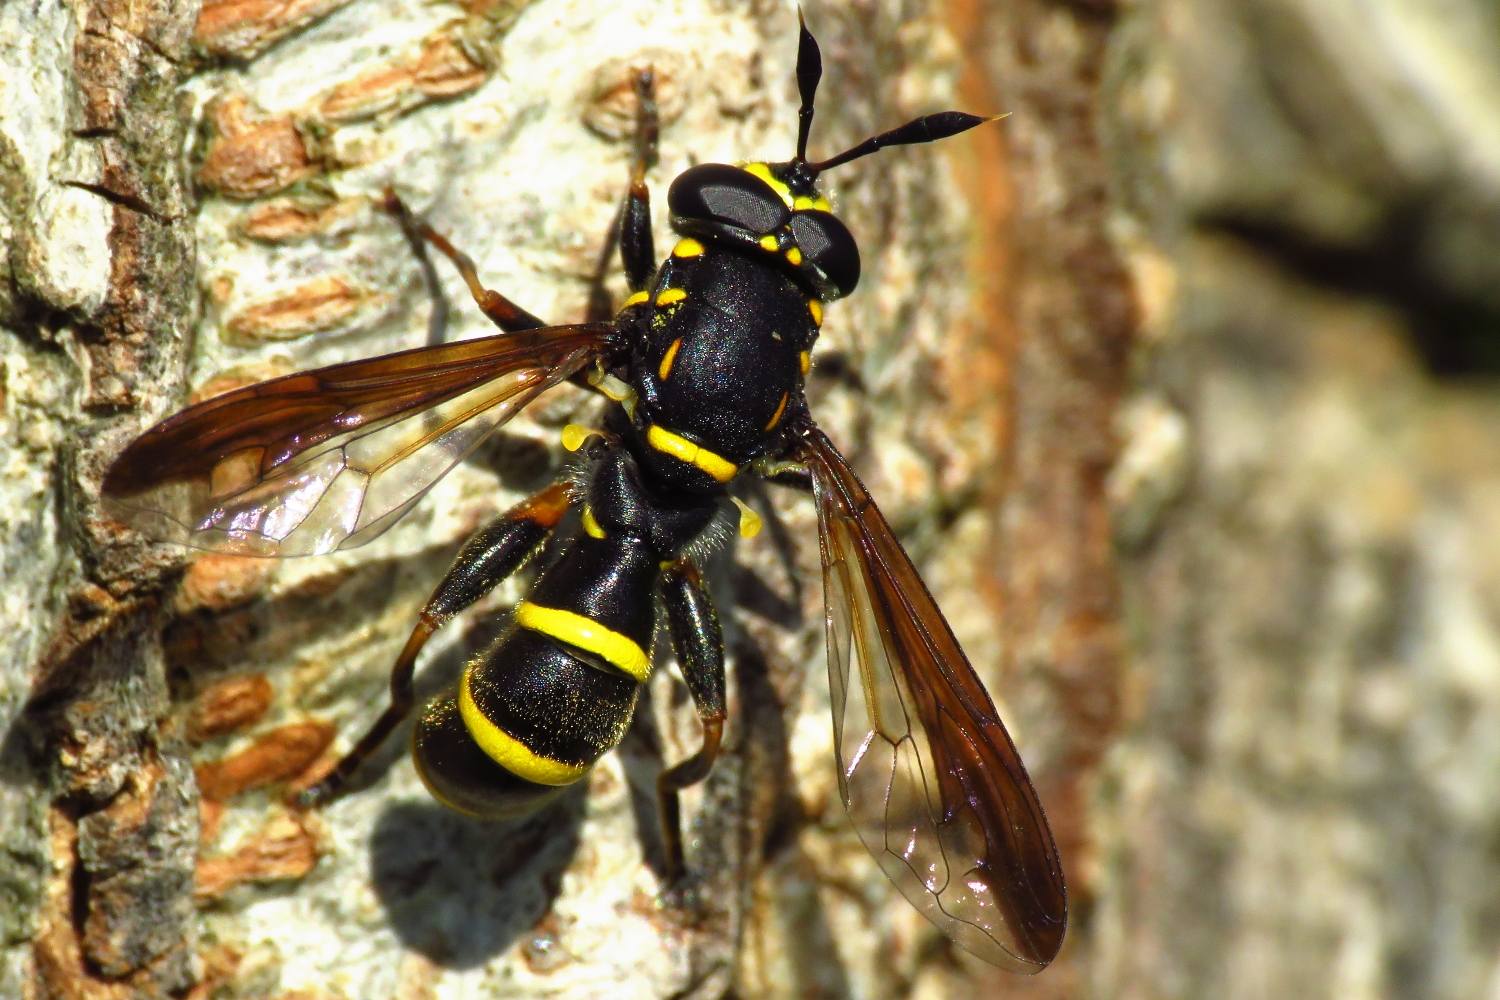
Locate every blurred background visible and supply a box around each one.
[1100,3,1500,999]
[3,0,1500,997]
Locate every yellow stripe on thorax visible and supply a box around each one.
[645,425,738,483]
[764,392,789,431]
[658,337,682,380]
[514,601,651,682]
[459,667,589,786]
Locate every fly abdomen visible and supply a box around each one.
[414,530,661,818]
[462,629,640,781]
[412,689,569,819]
[526,534,660,668]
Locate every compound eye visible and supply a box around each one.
[668,164,792,235]
[789,210,860,297]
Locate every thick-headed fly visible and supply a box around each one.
[104,16,1066,972]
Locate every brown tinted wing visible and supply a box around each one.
[800,428,1067,971]
[103,325,607,556]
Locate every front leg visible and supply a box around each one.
[620,66,660,294]
[586,66,662,322]
[297,481,573,808]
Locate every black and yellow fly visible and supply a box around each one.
[103,17,1067,973]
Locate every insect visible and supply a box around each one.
[102,17,1066,973]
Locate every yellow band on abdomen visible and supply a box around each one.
[514,601,651,682]
[459,668,589,786]
[645,425,738,483]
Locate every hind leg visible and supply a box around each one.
[657,558,727,883]
[296,482,573,809]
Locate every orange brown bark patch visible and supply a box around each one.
[316,32,487,124]
[283,746,340,799]
[241,195,362,242]
[187,673,275,743]
[199,96,319,200]
[196,720,337,802]
[175,554,278,615]
[223,274,390,344]
[194,0,358,61]
[201,797,226,844]
[183,945,244,1000]
[195,813,322,899]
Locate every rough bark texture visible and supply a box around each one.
[2,1,1026,998]
[21,0,1500,996]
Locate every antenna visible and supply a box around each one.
[795,11,822,163]
[806,111,1002,174]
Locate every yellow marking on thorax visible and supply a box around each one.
[658,337,682,380]
[673,238,704,258]
[742,162,793,207]
[514,601,651,682]
[645,425,738,483]
[785,247,803,266]
[764,392,788,431]
[732,496,762,538]
[656,287,687,307]
[622,290,650,309]
[808,300,823,326]
[799,351,811,376]
[580,505,606,539]
[758,234,779,252]
[793,194,831,212]
[459,667,589,786]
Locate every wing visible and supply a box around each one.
[798,428,1067,972]
[103,324,608,557]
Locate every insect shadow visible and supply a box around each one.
[363,614,587,969]
[369,787,586,969]
[166,547,584,969]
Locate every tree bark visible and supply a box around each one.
[2,1,1048,997]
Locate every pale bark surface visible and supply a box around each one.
[1,2,1020,998]
[16,0,1500,998]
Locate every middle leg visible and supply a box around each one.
[384,189,549,334]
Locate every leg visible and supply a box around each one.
[383,189,548,334]
[620,67,660,294]
[584,67,662,322]
[753,459,813,494]
[296,481,573,809]
[658,558,727,882]
[389,198,451,347]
